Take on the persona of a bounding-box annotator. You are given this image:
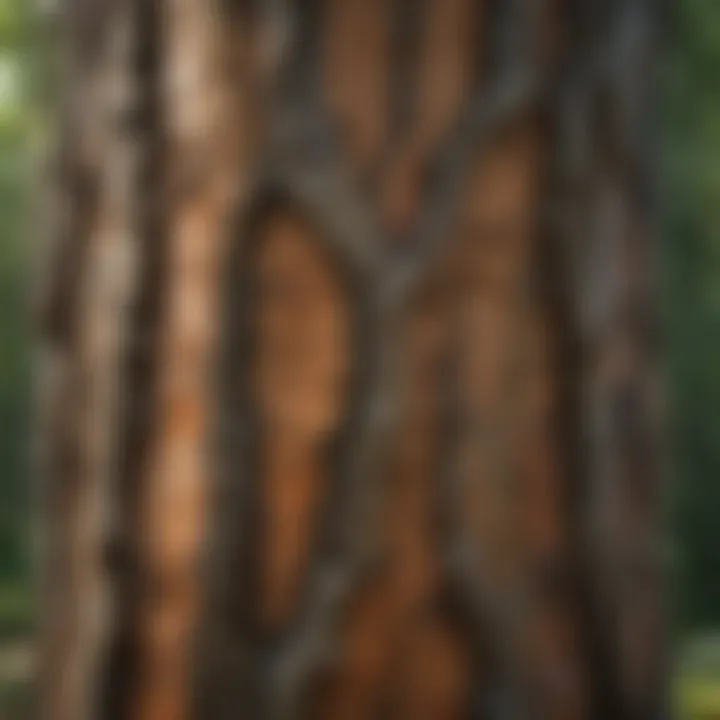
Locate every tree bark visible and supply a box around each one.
[38,1,666,719]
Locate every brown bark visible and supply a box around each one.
[39,1,665,719]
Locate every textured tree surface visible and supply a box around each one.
[37,1,666,719]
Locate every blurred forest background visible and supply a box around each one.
[0,0,717,717]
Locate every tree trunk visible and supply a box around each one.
[38,1,667,719]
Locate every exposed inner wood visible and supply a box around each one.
[321,0,392,177]
[131,2,247,719]
[253,208,351,629]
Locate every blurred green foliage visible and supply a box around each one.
[664,0,720,633]
[0,0,31,643]
[676,636,720,719]
[0,0,33,713]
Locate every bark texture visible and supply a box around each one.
[38,1,666,719]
